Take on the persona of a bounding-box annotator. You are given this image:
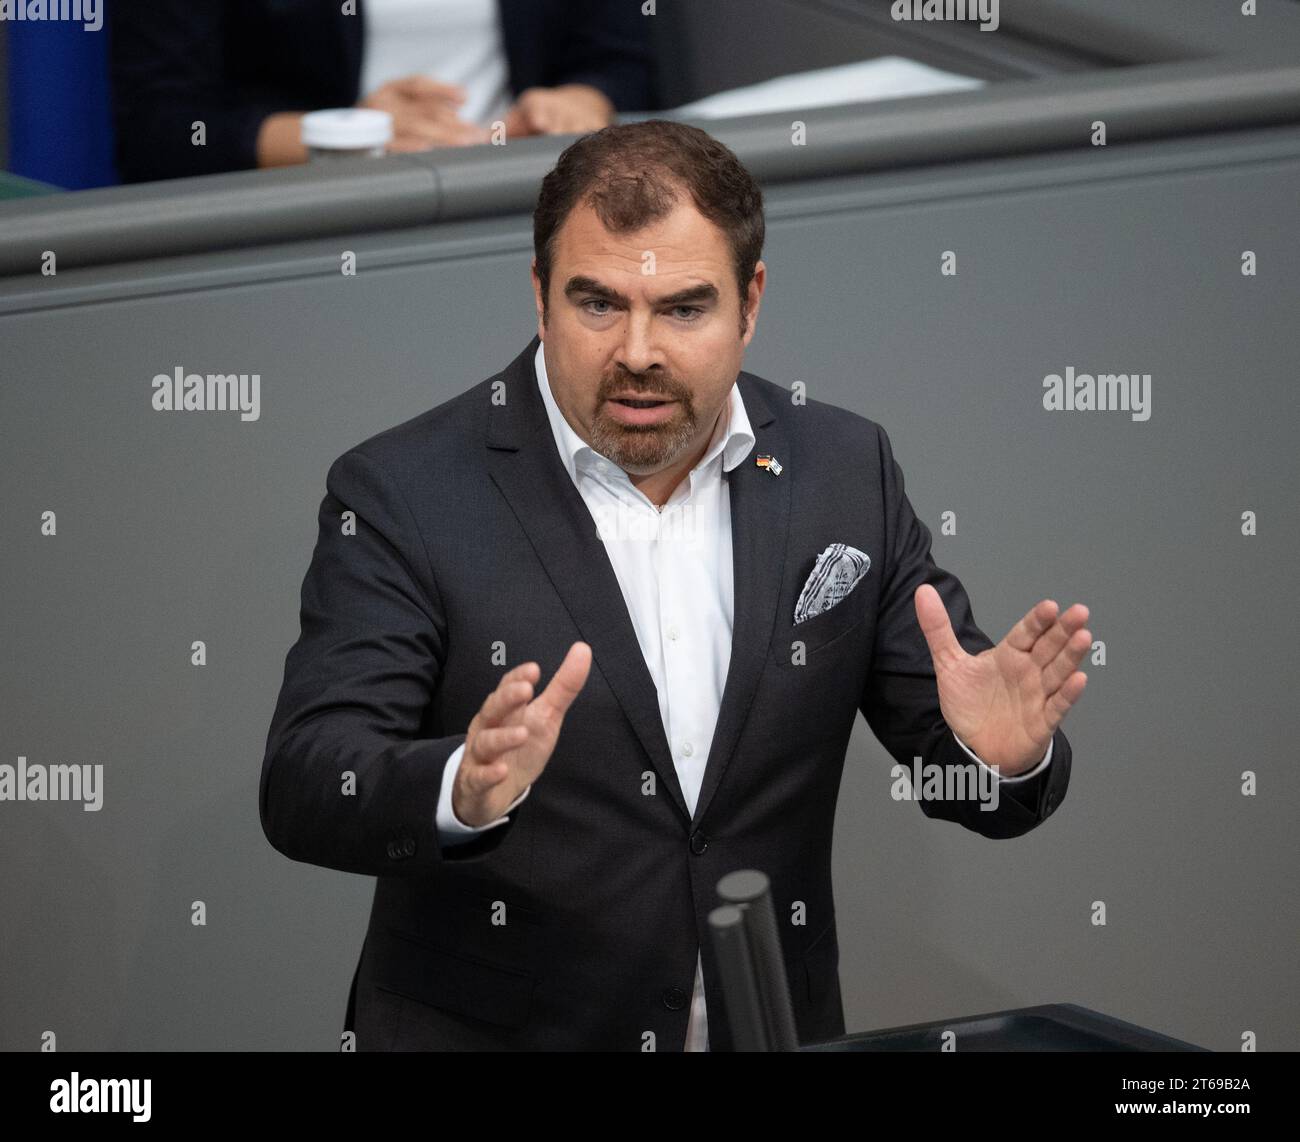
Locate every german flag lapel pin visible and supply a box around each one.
[756,453,783,476]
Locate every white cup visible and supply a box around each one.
[301,109,394,161]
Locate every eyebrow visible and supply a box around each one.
[563,275,720,308]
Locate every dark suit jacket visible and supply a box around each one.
[110,0,657,183]
[259,334,1072,1051]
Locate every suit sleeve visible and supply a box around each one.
[858,425,1071,839]
[436,743,532,843]
[260,448,521,876]
[109,0,285,182]
[956,733,1053,781]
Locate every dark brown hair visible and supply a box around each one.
[533,120,765,335]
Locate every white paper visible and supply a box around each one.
[668,56,985,119]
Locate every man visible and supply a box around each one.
[259,120,1089,1051]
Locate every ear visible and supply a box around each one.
[741,260,766,346]
[530,260,546,338]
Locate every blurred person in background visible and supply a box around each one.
[110,0,657,183]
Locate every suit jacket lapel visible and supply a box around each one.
[484,336,790,831]
[692,387,788,828]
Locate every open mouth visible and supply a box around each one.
[605,397,678,425]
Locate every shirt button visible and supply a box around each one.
[667,624,679,641]
[661,987,687,1010]
[682,742,694,757]
[597,461,608,473]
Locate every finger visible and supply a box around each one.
[395,75,467,103]
[1044,671,1087,731]
[516,92,553,131]
[1040,628,1091,695]
[476,675,535,731]
[478,661,539,719]
[501,115,535,139]
[414,102,486,128]
[913,584,964,669]
[534,642,592,719]
[396,116,489,146]
[1004,598,1060,653]
[394,111,469,139]
[465,724,528,769]
[1030,602,1090,667]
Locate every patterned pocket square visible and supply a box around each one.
[794,542,871,625]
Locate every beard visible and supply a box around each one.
[588,376,700,475]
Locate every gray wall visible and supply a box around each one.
[2,119,1296,1050]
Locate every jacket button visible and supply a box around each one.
[386,841,398,859]
[402,837,417,857]
[690,831,708,855]
[661,987,687,1010]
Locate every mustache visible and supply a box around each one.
[600,374,686,401]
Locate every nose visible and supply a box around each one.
[613,312,666,379]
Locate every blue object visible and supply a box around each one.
[8,11,118,188]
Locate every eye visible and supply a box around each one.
[671,306,703,321]
[582,298,614,316]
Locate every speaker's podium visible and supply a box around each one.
[709,871,1207,1053]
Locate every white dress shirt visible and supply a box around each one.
[360,0,513,127]
[434,341,1052,1050]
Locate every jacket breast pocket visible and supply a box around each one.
[371,925,537,1029]
[771,593,868,668]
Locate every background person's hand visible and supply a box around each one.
[360,74,491,149]
[452,642,593,827]
[499,83,616,138]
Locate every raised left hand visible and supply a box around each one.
[914,585,1090,776]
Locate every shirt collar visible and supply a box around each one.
[534,340,756,488]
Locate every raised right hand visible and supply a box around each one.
[452,642,592,827]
